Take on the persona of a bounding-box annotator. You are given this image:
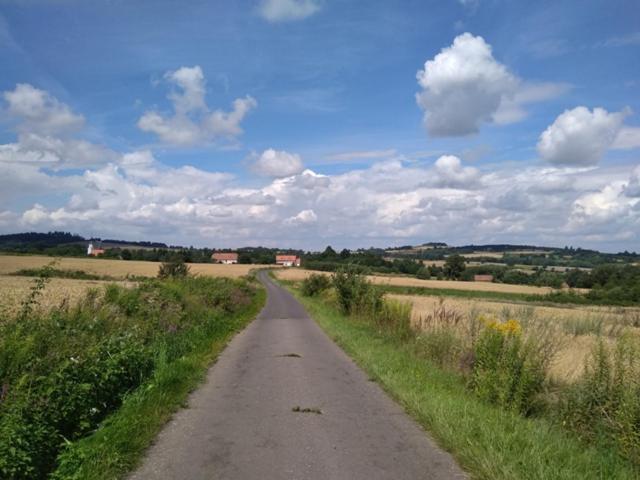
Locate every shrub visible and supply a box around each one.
[470,318,549,415]
[0,276,257,479]
[561,335,640,465]
[331,268,382,315]
[376,299,413,340]
[301,273,331,297]
[157,258,190,279]
[415,329,463,368]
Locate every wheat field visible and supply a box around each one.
[274,267,555,294]
[387,293,640,382]
[0,254,273,278]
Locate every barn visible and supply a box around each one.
[212,252,239,264]
[276,255,301,267]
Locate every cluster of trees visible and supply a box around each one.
[566,265,640,303]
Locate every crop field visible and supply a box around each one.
[0,254,273,279]
[274,268,555,294]
[0,275,132,317]
[387,293,640,382]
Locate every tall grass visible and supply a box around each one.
[0,273,262,479]
[295,270,640,473]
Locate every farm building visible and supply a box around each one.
[212,252,239,264]
[474,274,494,282]
[276,255,301,267]
[87,243,105,256]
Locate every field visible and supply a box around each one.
[0,255,274,316]
[386,293,640,382]
[0,254,271,278]
[275,267,555,294]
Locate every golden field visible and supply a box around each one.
[0,255,275,317]
[0,275,132,316]
[0,254,273,278]
[274,267,555,294]
[387,293,640,382]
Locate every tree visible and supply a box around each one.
[444,254,465,280]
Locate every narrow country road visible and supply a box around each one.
[130,271,466,479]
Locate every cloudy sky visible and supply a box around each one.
[1,0,639,251]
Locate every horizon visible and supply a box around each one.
[1,1,639,251]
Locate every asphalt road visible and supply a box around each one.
[130,271,466,479]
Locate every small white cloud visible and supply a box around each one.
[285,209,317,225]
[137,66,257,147]
[537,106,629,165]
[493,82,571,125]
[602,32,640,47]
[432,155,479,188]
[251,148,304,177]
[612,126,640,150]
[3,83,84,135]
[325,149,397,162]
[416,33,518,136]
[625,166,640,198]
[258,0,321,22]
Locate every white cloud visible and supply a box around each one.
[493,82,571,125]
[285,209,317,225]
[602,32,640,47]
[258,0,321,22]
[431,155,480,188]
[138,66,257,147]
[251,148,304,177]
[3,84,84,135]
[325,149,397,162]
[612,126,640,150]
[625,166,640,197]
[1,84,116,169]
[537,106,630,165]
[416,33,519,136]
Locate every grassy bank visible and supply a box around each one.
[0,274,264,480]
[282,279,638,479]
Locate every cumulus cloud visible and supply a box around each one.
[537,107,630,165]
[1,84,117,169]
[431,155,480,188]
[258,0,321,22]
[285,209,317,225]
[416,33,519,136]
[3,83,84,135]
[251,148,304,177]
[138,66,257,146]
[625,166,640,197]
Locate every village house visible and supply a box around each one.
[473,274,494,282]
[276,254,301,267]
[212,252,239,264]
[87,243,105,256]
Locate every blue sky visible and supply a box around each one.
[0,0,639,251]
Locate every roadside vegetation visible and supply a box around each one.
[0,260,264,479]
[287,269,640,478]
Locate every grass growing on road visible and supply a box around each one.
[283,280,638,479]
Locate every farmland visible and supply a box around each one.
[0,254,271,278]
[386,293,640,382]
[274,267,556,294]
[0,255,273,316]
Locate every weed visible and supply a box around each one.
[292,406,322,414]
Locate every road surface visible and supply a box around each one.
[130,271,466,479]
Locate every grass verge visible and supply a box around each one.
[284,282,638,479]
[50,285,265,480]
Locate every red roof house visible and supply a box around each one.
[212,252,239,264]
[275,255,301,267]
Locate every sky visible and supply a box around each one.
[0,0,639,252]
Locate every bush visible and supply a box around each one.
[157,258,190,279]
[331,268,382,315]
[561,335,640,465]
[0,276,257,479]
[470,318,549,415]
[301,273,331,297]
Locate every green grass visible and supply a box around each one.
[286,284,638,479]
[50,285,265,480]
